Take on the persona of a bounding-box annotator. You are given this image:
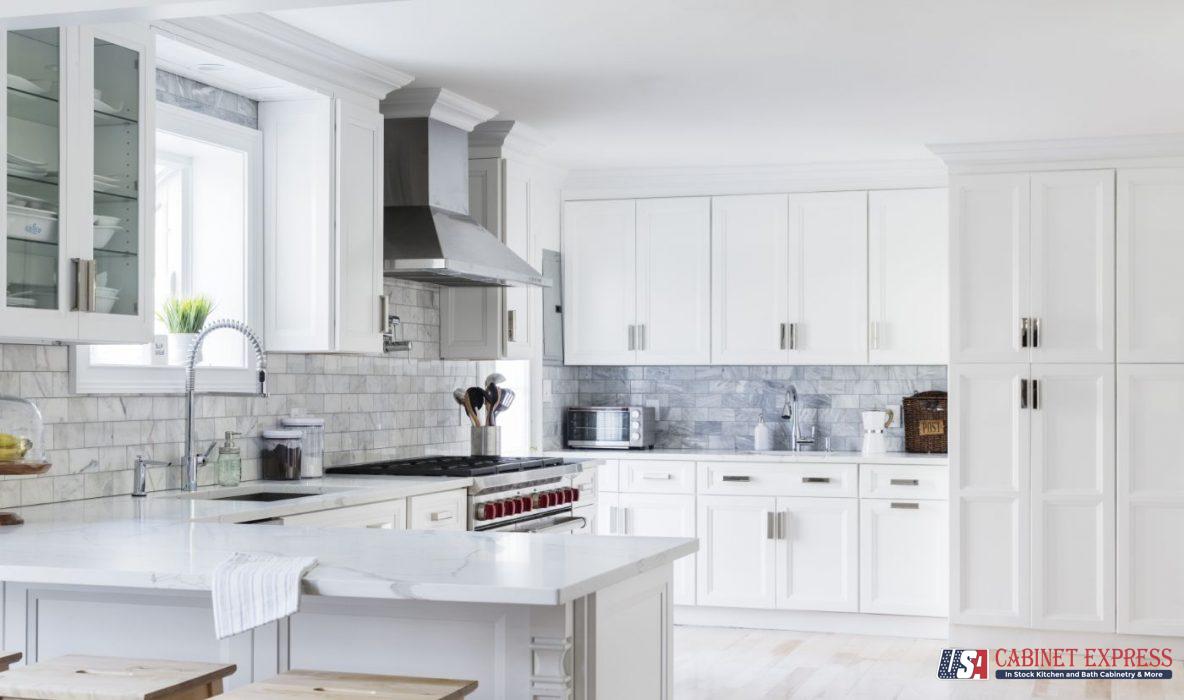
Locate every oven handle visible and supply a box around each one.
[530,516,588,534]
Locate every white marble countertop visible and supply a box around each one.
[0,518,696,606]
[548,448,947,466]
[10,475,474,525]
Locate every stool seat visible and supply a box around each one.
[0,655,237,700]
[0,652,21,673]
[221,669,477,699]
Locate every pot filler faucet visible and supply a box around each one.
[183,319,267,492]
[780,385,815,452]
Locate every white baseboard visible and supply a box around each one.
[674,605,949,639]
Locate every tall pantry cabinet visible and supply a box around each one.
[941,141,1184,639]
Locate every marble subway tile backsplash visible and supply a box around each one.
[544,364,947,452]
[0,280,483,508]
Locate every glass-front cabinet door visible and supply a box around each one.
[0,24,152,344]
[78,25,152,342]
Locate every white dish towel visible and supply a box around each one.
[211,552,318,639]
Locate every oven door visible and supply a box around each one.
[479,508,589,534]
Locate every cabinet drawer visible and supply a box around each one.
[620,459,695,494]
[860,464,948,500]
[698,461,858,497]
[281,499,406,529]
[408,489,468,531]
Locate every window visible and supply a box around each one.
[71,103,262,393]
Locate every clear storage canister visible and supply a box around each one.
[281,416,325,478]
[260,429,303,480]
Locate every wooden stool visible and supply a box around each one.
[0,652,21,672]
[221,669,477,699]
[0,655,236,699]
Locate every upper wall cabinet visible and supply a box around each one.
[563,197,711,365]
[950,171,1114,364]
[712,192,868,365]
[262,98,384,354]
[1117,168,1184,362]
[868,188,948,364]
[1,24,154,344]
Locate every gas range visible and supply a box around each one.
[326,455,594,533]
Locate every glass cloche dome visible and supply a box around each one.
[0,395,44,463]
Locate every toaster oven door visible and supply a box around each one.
[566,409,631,448]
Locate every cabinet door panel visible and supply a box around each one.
[1030,170,1114,363]
[711,194,789,364]
[635,197,710,364]
[773,497,858,612]
[563,200,636,364]
[950,174,1030,363]
[696,495,776,609]
[1118,365,1184,635]
[596,491,619,536]
[1030,364,1114,632]
[619,493,696,605]
[1117,168,1184,362]
[501,159,532,359]
[950,364,1029,627]
[868,188,949,364]
[440,158,500,360]
[786,191,868,364]
[860,499,948,617]
[334,100,383,353]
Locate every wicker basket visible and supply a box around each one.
[903,390,948,454]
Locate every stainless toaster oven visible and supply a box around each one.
[565,406,656,449]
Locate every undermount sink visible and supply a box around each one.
[169,484,347,502]
[207,492,319,503]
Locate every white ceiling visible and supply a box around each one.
[274,0,1184,170]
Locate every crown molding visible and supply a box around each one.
[929,134,1184,173]
[380,87,498,132]
[563,159,948,200]
[469,120,553,159]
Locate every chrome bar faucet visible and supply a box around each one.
[183,320,267,492]
[780,385,815,452]
[132,455,171,497]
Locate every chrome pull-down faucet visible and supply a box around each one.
[781,385,815,452]
[183,320,267,492]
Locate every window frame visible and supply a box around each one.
[71,102,264,395]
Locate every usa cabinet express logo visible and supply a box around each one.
[938,648,1174,681]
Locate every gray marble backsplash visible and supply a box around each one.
[543,364,947,452]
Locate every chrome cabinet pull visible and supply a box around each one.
[627,325,635,351]
[379,294,390,333]
[869,321,879,350]
[779,323,787,350]
[777,511,788,539]
[507,309,517,342]
[641,472,672,480]
[1032,318,1040,348]
[639,324,646,351]
[1020,378,1028,409]
[766,511,775,539]
[789,322,797,349]
[721,475,751,482]
[1020,317,1030,348]
[801,476,831,484]
[890,502,920,510]
[608,505,618,534]
[889,478,920,486]
[1032,379,1040,410]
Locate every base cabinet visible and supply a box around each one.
[616,493,696,605]
[774,497,858,612]
[696,495,777,609]
[860,499,948,616]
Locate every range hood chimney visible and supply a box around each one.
[381,88,545,287]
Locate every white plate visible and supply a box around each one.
[7,153,47,168]
[94,97,125,114]
[7,296,35,308]
[7,74,45,95]
[93,225,119,248]
[93,214,120,226]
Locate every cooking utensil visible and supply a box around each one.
[484,383,500,425]
[483,372,506,387]
[491,388,515,426]
[464,387,486,428]
[452,388,467,407]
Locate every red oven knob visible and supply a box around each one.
[571,487,580,502]
[507,498,519,516]
[550,491,561,507]
[541,491,553,507]
[494,501,505,518]
[520,496,533,512]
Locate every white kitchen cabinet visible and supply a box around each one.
[1030,364,1114,632]
[408,489,467,531]
[786,191,868,364]
[868,188,948,364]
[950,171,1114,364]
[618,492,696,605]
[597,491,619,536]
[281,499,407,529]
[711,194,790,364]
[563,197,710,365]
[262,97,383,353]
[696,495,777,609]
[635,197,711,364]
[440,156,538,360]
[773,496,858,612]
[563,199,636,365]
[1117,168,1184,362]
[860,499,948,617]
[0,25,155,344]
[1117,365,1184,636]
[949,363,1029,627]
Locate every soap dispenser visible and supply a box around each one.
[216,431,243,487]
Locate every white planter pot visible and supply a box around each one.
[167,333,201,365]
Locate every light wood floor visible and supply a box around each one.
[673,625,1184,699]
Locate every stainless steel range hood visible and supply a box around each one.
[382,117,545,287]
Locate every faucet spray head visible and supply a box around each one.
[257,369,268,397]
[781,385,797,420]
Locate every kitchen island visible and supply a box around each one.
[0,484,695,700]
